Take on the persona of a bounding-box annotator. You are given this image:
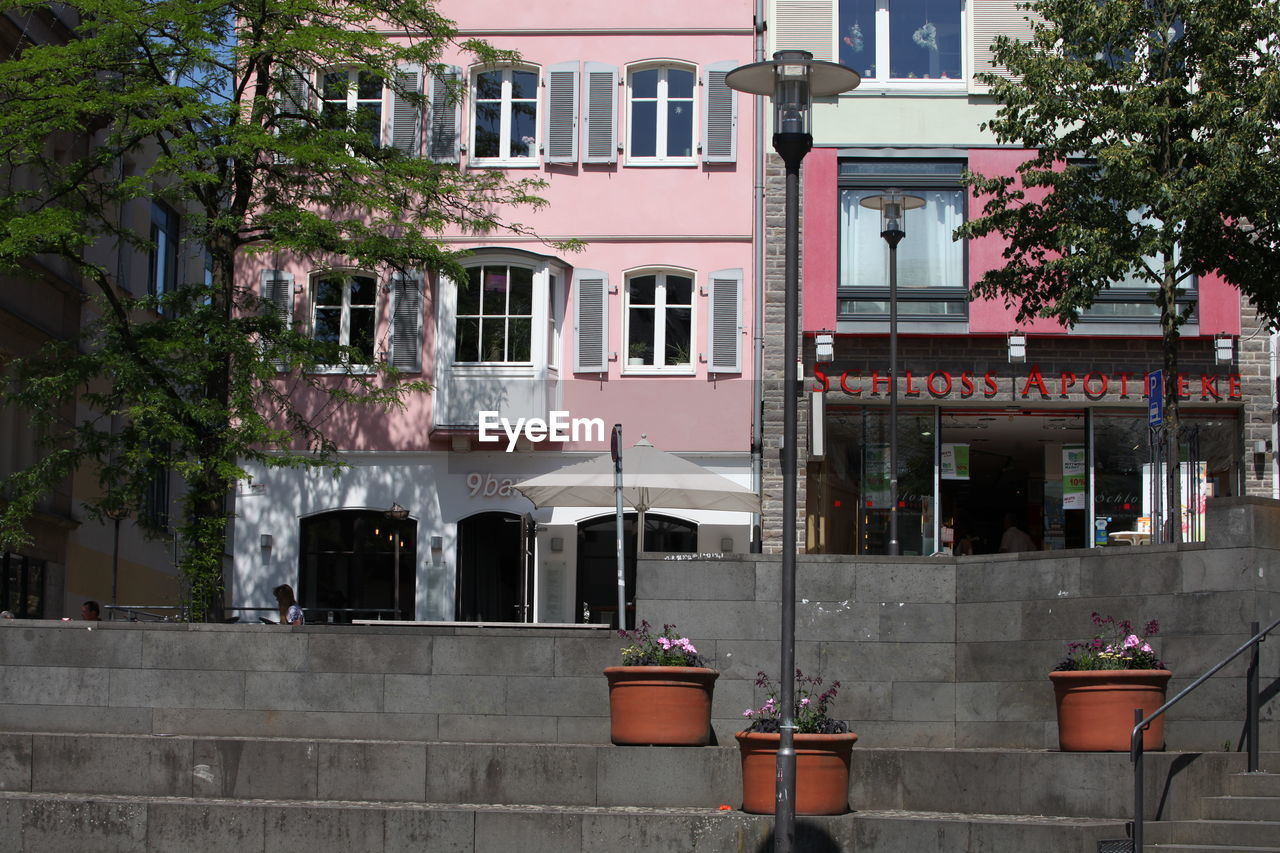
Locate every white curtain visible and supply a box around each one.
[840,189,964,290]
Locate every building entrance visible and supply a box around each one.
[938,409,1087,554]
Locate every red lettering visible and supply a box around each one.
[904,371,920,397]
[812,366,829,393]
[1229,374,1242,399]
[960,371,976,398]
[1083,371,1109,400]
[1021,366,1051,399]
[870,371,890,396]
[927,371,953,397]
[1058,372,1077,398]
[1200,374,1221,401]
[1178,373,1190,399]
[983,372,999,398]
[1117,372,1132,398]
[840,370,862,396]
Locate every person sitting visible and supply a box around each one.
[272,584,304,625]
[998,513,1035,553]
[80,600,101,621]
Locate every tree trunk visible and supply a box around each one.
[1161,271,1182,545]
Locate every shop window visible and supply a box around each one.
[626,64,696,165]
[838,159,968,321]
[471,66,539,164]
[1,552,44,618]
[839,0,964,82]
[311,272,377,364]
[299,510,416,622]
[455,264,533,364]
[624,270,694,372]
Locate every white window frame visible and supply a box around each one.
[469,65,541,167]
[622,267,697,375]
[836,0,968,93]
[625,62,698,166]
[309,270,379,373]
[319,68,387,148]
[452,262,538,366]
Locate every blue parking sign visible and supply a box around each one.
[1148,369,1164,427]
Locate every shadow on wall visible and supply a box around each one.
[753,821,845,853]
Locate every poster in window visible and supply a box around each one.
[940,443,969,480]
[1063,445,1087,509]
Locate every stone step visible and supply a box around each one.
[0,791,1131,853]
[1226,772,1280,797]
[1199,795,1280,821]
[1147,846,1280,852]
[4,731,1273,822]
[1145,819,1280,849]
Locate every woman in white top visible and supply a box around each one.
[273,584,304,625]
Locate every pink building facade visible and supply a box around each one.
[231,1,762,623]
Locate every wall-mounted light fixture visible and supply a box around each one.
[1008,332,1027,364]
[550,536,564,553]
[259,534,273,550]
[430,535,443,551]
[815,331,834,363]
[1215,333,1235,365]
[720,537,734,553]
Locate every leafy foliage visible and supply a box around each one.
[956,0,1280,541]
[0,1,559,617]
[617,621,707,667]
[741,670,849,735]
[1056,612,1165,671]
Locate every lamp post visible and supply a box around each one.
[859,190,924,556]
[385,502,410,619]
[104,504,130,618]
[727,50,859,852]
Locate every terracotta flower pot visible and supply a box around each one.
[735,730,858,815]
[604,665,718,745]
[1050,669,1172,752]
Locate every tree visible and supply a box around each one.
[957,0,1280,542]
[0,1,559,617]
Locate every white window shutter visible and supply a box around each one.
[545,61,579,163]
[427,65,462,163]
[390,271,423,371]
[390,64,423,157]
[771,0,836,61]
[572,269,609,373]
[581,62,618,164]
[703,61,737,164]
[968,0,1040,94]
[260,269,294,370]
[707,268,743,373]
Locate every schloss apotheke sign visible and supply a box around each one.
[812,365,1243,402]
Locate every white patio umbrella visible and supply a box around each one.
[512,436,760,623]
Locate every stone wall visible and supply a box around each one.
[640,497,1279,750]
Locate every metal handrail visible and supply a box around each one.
[1130,616,1280,851]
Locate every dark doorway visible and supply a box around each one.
[456,511,530,622]
[299,510,416,622]
[575,513,697,628]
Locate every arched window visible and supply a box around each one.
[623,269,695,373]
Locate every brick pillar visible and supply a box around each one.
[1238,301,1276,497]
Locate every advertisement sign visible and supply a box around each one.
[940,443,970,480]
[1063,445,1087,509]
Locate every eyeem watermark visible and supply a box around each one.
[478,411,605,452]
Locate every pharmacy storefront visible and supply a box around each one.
[806,339,1245,556]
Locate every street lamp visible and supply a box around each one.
[384,502,410,620]
[727,50,859,852]
[104,504,130,618]
[859,189,924,557]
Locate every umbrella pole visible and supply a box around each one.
[612,425,626,629]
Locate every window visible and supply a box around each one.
[1,552,44,618]
[838,160,968,321]
[321,69,384,148]
[471,67,539,163]
[148,202,179,298]
[455,264,533,363]
[1079,209,1197,322]
[312,273,377,362]
[624,271,694,371]
[627,65,696,164]
[839,0,963,82]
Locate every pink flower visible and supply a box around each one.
[800,697,811,706]
[1123,634,1141,650]
[657,637,672,650]
[742,709,753,717]
[1141,642,1153,653]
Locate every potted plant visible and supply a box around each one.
[736,670,858,815]
[604,621,718,746]
[1050,612,1172,751]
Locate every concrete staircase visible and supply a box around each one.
[1146,769,1280,852]
[6,731,1222,852]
